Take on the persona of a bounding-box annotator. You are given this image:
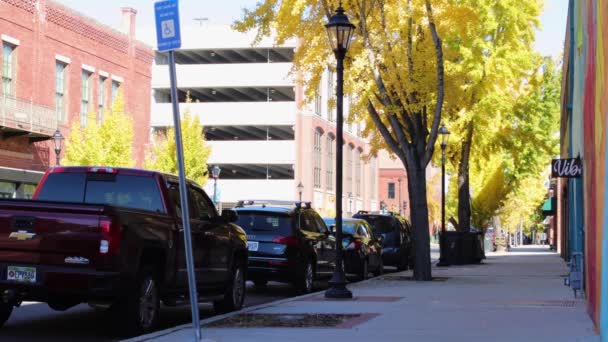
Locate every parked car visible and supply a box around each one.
[323,218,383,280]
[352,211,413,270]
[0,166,247,336]
[232,200,335,293]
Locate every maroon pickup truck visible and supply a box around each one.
[0,166,247,335]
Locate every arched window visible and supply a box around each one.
[356,148,363,197]
[326,133,335,191]
[346,144,354,195]
[314,128,323,189]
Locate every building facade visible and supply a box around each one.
[377,150,409,218]
[0,0,153,198]
[559,0,607,337]
[150,26,378,216]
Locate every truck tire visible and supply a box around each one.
[0,302,12,328]
[117,267,160,336]
[214,259,246,314]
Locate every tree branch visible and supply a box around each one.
[367,100,406,162]
[423,0,445,165]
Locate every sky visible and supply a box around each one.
[55,0,568,57]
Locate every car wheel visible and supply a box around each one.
[373,257,384,277]
[397,251,408,271]
[0,301,13,328]
[214,260,246,314]
[117,267,160,336]
[358,259,369,281]
[295,261,314,294]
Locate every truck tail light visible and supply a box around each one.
[99,218,121,255]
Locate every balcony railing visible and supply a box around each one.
[0,94,57,137]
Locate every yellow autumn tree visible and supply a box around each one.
[63,90,134,167]
[145,101,211,186]
[235,0,548,280]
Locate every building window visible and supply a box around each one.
[356,149,362,197]
[314,82,322,115]
[327,68,334,122]
[2,43,16,96]
[388,182,395,199]
[370,157,377,198]
[326,135,334,191]
[55,62,67,122]
[111,80,120,104]
[346,144,354,194]
[314,129,322,189]
[98,77,106,124]
[81,70,91,127]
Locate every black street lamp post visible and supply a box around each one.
[297,182,304,202]
[437,125,450,267]
[324,4,355,299]
[52,129,64,166]
[212,165,221,206]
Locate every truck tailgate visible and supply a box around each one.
[0,200,106,266]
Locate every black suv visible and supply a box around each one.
[232,200,335,293]
[352,211,413,270]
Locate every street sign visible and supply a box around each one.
[154,0,181,52]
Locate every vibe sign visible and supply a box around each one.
[551,158,582,178]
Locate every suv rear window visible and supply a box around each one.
[36,173,165,213]
[234,211,293,235]
[358,215,395,234]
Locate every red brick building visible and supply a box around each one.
[0,0,153,198]
[377,150,410,217]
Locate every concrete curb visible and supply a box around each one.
[121,273,390,342]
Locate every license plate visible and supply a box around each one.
[7,266,36,283]
[247,241,259,252]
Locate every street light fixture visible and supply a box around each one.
[436,125,450,267]
[324,3,355,300]
[212,165,221,206]
[52,129,64,166]
[297,182,304,202]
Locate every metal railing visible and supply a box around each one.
[0,94,57,136]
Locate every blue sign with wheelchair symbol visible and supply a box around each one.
[155,0,181,52]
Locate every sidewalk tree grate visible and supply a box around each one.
[204,313,379,329]
[377,275,449,282]
[296,295,404,302]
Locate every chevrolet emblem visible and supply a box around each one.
[9,230,36,241]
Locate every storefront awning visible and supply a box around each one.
[542,197,556,216]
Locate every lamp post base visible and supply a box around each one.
[324,282,353,299]
[324,268,352,299]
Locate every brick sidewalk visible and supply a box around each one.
[126,245,599,342]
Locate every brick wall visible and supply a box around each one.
[0,0,153,171]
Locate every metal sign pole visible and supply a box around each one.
[155,2,199,340]
[168,49,201,341]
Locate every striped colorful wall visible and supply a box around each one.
[563,0,607,337]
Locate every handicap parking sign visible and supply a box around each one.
[155,0,181,51]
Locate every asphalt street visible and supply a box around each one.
[0,281,297,342]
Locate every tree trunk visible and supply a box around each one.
[406,155,432,280]
[457,120,474,232]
